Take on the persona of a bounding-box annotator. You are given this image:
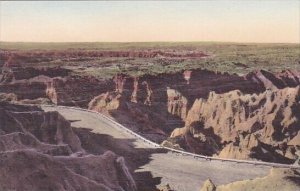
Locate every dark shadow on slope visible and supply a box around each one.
[183,122,222,156]
[250,142,294,164]
[260,70,286,89]
[73,127,167,191]
[286,170,300,186]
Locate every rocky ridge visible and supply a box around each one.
[169,86,300,163]
[0,102,136,191]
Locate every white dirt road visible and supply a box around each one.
[43,106,271,191]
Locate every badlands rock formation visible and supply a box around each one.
[45,76,114,106]
[1,55,299,163]
[170,86,300,163]
[200,168,300,191]
[88,69,300,121]
[88,69,266,141]
[0,102,136,191]
[2,54,298,110]
[245,69,300,89]
[0,62,114,106]
[88,69,300,153]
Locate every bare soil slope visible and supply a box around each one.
[200,168,300,191]
[0,102,136,191]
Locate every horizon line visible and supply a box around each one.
[1,41,299,45]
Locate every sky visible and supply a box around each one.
[0,1,299,43]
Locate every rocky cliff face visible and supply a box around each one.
[1,55,70,83]
[0,55,115,106]
[89,69,262,122]
[90,69,300,119]
[169,86,300,163]
[0,59,68,101]
[46,76,114,106]
[245,69,300,89]
[0,102,136,191]
[167,88,188,120]
[0,63,114,106]
[3,56,298,110]
[88,69,300,146]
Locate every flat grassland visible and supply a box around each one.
[1,42,299,78]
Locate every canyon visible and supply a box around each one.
[1,58,299,164]
[0,44,299,191]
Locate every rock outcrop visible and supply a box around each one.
[0,102,136,191]
[218,134,259,160]
[158,184,175,191]
[45,76,114,106]
[90,68,299,120]
[167,88,188,120]
[245,69,300,89]
[0,55,114,106]
[200,179,216,191]
[0,92,17,102]
[200,168,300,191]
[88,92,123,113]
[170,86,300,163]
[89,69,267,141]
[88,69,300,156]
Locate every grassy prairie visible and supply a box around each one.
[1,41,299,78]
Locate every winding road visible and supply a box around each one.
[42,105,296,191]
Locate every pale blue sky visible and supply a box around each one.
[1,1,299,43]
